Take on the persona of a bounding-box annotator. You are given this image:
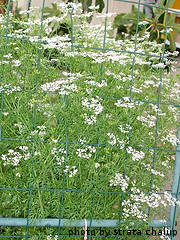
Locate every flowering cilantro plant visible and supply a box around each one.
[0,1,179,239]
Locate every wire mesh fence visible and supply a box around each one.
[0,0,180,239]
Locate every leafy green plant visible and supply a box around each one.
[113,0,180,51]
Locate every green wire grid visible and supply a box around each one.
[0,0,180,239]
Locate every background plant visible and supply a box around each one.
[113,0,180,51]
[43,0,105,36]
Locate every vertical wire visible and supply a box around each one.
[0,0,12,141]
[88,1,109,239]
[25,1,46,239]
[116,0,141,237]
[27,0,31,18]
[56,0,78,238]
[27,0,31,10]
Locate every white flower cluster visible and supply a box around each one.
[12,59,21,67]
[2,146,30,166]
[16,172,21,177]
[95,162,100,168]
[168,106,179,121]
[40,79,77,95]
[46,234,58,240]
[127,147,145,161]
[74,12,94,18]
[142,80,160,89]
[0,84,21,95]
[96,13,116,18]
[141,162,165,177]
[134,57,151,65]
[56,2,83,14]
[161,133,180,147]
[151,62,166,69]
[82,96,103,115]
[122,200,147,221]
[84,79,107,88]
[42,35,71,50]
[64,165,78,178]
[3,53,12,59]
[132,86,142,93]
[51,147,66,166]
[152,184,160,192]
[161,155,173,168]
[107,133,125,149]
[118,124,132,133]
[164,191,180,207]
[160,28,173,34]
[151,169,165,178]
[76,145,96,159]
[109,173,129,192]
[130,188,161,208]
[115,98,135,108]
[88,5,100,10]
[14,122,24,134]
[31,126,46,138]
[138,21,149,25]
[137,115,156,128]
[83,113,97,125]
[3,112,9,116]
[40,72,81,95]
[93,51,130,65]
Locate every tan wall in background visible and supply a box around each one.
[90,0,144,25]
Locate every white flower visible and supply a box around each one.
[2,148,30,166]
[110,173,129,192]
[96,13,116,18]
[15,173,21,177]
[76,146,96,159]
[12,60,21,67]
[95,162,100,168]
[107,133,125,148]
[164,191,180,207]
[161,133,180,147]
[82,96,103,115]
[83,113,97,125]
[127,147,145,161]
[88,5,100,10]
[115,98,135,108]
[3,112,9,116]
[138,21,149,25]
[51,147,66,166]
[137,115,156,128]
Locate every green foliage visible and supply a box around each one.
[113,0,180,51]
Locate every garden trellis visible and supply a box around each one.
[0,0,180,239]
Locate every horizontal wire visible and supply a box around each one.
[0,187,178,196]
[1,87,180,108]
[1,137,179,153]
